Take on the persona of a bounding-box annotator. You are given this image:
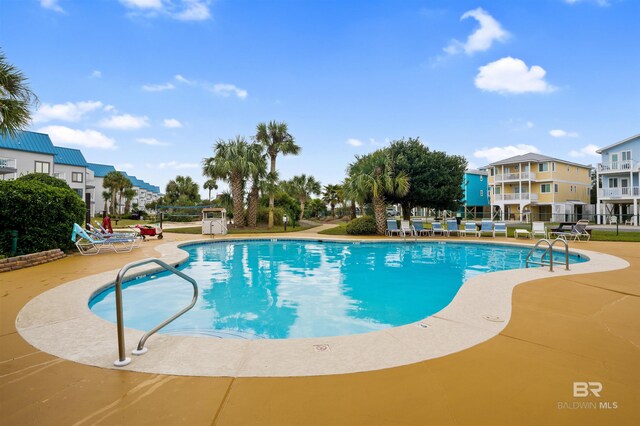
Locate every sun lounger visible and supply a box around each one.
[479,220,494,237]
[71,223,137,255]
[514,228,531,239]
[431,221,449,237]
[531,221,547,239]
[411,219,432,237]
[400,220,412,237]
[461,222,479,237]
[386,219,402,237]
[557,220,591,242]
[494,222,507,238]
[446,219,461,236]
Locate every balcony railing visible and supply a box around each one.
[53,172,66,180]
[494,172,536,182]
[598,161,637,172]
[493,193,539,202]
[598,187,640,198]
[0,157,17,169]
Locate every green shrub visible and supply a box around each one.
[17,173,70,189]
[346,216,377,235]
[0,179,85,256]
[257,206,285,225]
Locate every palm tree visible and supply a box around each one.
[203,136,253,227]
[203,179,218,202]
[103,171,128,216]
[165,175,200,204]
[347,151,410,235]
[322,184,341,218]
[246,143,267,228]
[118,179,133,216]
[101,190,112,215]
[124,187,136,213]
[289,174,321,221]
[0,50,39,137]
[255,121,301,228]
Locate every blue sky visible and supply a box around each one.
[2,0,639,197]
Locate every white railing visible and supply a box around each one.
[493,193,538,201]
[598,161,636,172]
[598,187,640,198]
[0,157,17,169]
[494,172,536,182]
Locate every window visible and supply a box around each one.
[552,162,556,172]
[570,185,576,193]
[490,168,494,176]
[34,161,50,174]
[621,178,629,188]
[494,186,501,194]
[480,175,483,181]
[504,166,510,174]
[554,184,559,193]
[622,150,632,161]
[541,184,551,193]
[608,178,618,188]
[538,163,548,172]
[72,172,83,183]
[480,190,484,196]
[74,189,83,198]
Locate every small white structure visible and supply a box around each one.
[202,208,228,235]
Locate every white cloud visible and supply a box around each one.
[33,101,104,123]
[175,0,210,21]
[526,121,534,128]
[103,105,116,112]
[99,114,150,130]
[475,57,555,94]
[38,125,116,150]
[175,74,194,85]
[444,8,509,55]
[142,82,175,92]
[40,0,64,13]
[211,83,248,99]
[346,138,364,147]
[550,129,579,138]
[90,70,102,78]
[473,144,540,163]
[569,144,600,158]
[163,118,183,128]
[136,137,170,146]
[153,161,199,169]
[564,0,610,6]
[119,0,162,9]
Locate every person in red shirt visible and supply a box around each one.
[101,212,113,234]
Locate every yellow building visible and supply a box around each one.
[484,153,592,222]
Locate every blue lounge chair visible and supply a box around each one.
[461,222,479,237]
[386,219,402,237]
[494,222,507,238]
[479,220,494,237]
[446,219,461,236]
[411,219,432,237]
[89,222,141,247]
[71,223,137,255]
[431,221,449,237]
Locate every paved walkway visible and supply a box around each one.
[1,228,638,425]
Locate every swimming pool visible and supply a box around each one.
[89,240,586,340]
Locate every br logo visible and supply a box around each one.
[573,382,602,397]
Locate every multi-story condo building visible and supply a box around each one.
[596,133,640,225]
[461,170,490,219]
[484,153,592,222]
[0,131,56,180]
[87,163,117,216]
[52,146,92,201]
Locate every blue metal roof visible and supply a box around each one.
[87,163,116,177]
[127,175,145,188]
[0,131,56,155]
[53,146,88,167]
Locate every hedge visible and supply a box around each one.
[0,179,86,256]
[346,216,377,235]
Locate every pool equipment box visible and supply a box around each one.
[202,208,228,235]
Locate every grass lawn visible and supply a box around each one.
[318,223,348,235]
[163,223,320,235]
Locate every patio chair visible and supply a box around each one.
[71,223,137,255]
[90,222,141,247]
[558,220,591,242]
[460,222,479,237]
[478,220,494,237]
[531,221,547,239]
[400,220,412,237]
[411,219,432,237]
[494,222,507,238]
[446,219,461,236]
[513,228,531,239]
[431,221,449,237]
[385,219,402,237]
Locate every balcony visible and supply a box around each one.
[494,172,536,182]
[493,193,539,202]
[598,187,640,199]
[598,160,638,172]
[0,157,17,175]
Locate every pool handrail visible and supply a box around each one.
[525,238,569,272]
[113,257,198,367]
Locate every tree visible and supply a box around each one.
[203,136,253,227]
[124,187,136,213]
[322,184,341,218]
[165,175,201,204]
[347,150,410,235]
[0,50,39,137]
[102,171,128,216]
[255,121,301,228]
[287,174,321,220]
[386,138,466,219]
[246,143,267,228]
[305,198,327,219]
[101,190,111,215]
[203,179,218,202]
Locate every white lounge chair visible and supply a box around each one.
[461,222,479,237]
[531,221,547,239]
[400,220,412,237]
[557,220,591,242]
[71,223,137,255]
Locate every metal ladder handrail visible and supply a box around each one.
[113,258,198,367]
[525,238,570,272]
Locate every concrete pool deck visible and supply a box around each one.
[1,227,639,425]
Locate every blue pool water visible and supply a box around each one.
[89,240,586,339]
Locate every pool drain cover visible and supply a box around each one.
[417,322,431,329]
[313,344,331,352]
[482,315,505,322]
